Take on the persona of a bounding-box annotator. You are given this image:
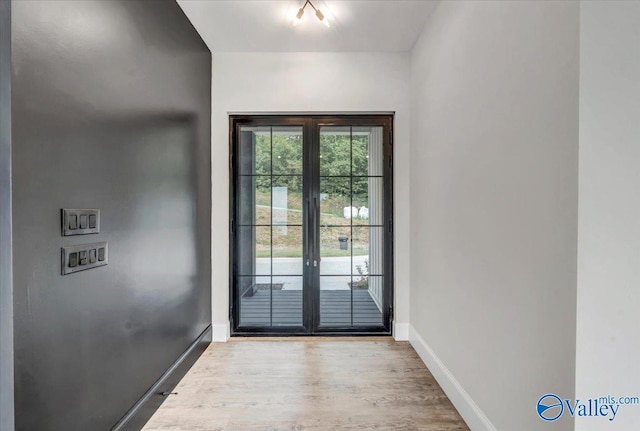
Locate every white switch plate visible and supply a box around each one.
[61,208,100,236]
[61,242,108,275]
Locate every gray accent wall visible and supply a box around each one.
[1,1,15,430]
[10,1,211,430]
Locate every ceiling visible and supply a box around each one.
[176,0,438,52]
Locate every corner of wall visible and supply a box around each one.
[409,325,496,431]
[393,322,409,341]
[0,1,15,429]
[212,321,230,342]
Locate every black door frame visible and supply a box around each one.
[229,114,394,336]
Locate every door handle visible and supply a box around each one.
[306,259,310,267]
[314,197,318,220]
[313,260,317,267]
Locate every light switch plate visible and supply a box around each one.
[61,242,108,275]
[62,209,100,236]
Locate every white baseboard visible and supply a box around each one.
[393,322,409,341]
[408,325,497,431]
[211,322,230,342]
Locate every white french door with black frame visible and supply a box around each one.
[230,115,393,335]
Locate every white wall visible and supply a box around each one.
[211,52,411,340]
[408,1,579,430]
[576,2,640,430]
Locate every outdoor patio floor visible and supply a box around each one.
[239,289,383,327]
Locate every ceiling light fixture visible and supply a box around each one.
[295,0,329,26]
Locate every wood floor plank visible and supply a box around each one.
[142,338,469,431]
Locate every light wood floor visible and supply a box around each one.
[142,337,469,431]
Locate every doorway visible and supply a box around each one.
[230,115,393,335]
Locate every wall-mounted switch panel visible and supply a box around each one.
[62,209,100,236]
[61,242,108,275]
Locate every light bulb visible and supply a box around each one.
[296,7,305,20]
[315,9,329,27]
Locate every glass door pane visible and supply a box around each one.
[232,116,392,336]
[237,125,304,327]
[318,126,384,327]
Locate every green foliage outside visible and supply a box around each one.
[248,131,374,258]
[253,133,371,203]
